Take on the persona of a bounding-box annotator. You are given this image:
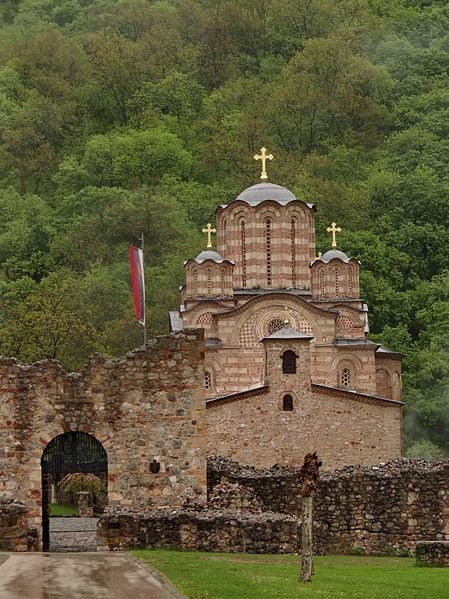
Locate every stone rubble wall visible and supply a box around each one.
[0,495,37,551]
[416,541,449,567]
[208,456,449,555]
[97,506,299,554]
[0,330,207,550]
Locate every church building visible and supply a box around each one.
[170,149,403,470]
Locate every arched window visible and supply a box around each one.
[282,350,297,374]
[348,266,353,296]
[220,268,226,296]
[266,218,272,287]
[341,368,351,388]
[282,394,294,411]
[291,219,296,287]
[335,266,340,297]
[206,267,212,297]
[193,269,198,296]
[319,268,325,299]
[205,370,212,390]
[240,220,247,287]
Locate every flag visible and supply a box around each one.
[129,244,145,325]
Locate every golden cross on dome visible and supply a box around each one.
[202,223,217,248]
[326,222,341,248]
[282,306,290,325]
[254,147,273,181]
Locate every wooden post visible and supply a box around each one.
[299,452,322,583]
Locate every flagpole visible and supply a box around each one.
[140,232,147,346]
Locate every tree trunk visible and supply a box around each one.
[300,495,313,582]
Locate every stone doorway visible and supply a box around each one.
[41,432,108,552]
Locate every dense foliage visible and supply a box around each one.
[0,0,448,457]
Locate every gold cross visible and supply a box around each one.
[282,306,290,325]
[326,222,341,248]
[254,147,273,181]
[202,223,217,248]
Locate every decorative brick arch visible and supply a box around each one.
[376,368,392,399]
[331,354,363,390]
[277,390,298,411]
[232,301,318,347]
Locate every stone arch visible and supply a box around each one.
[277,390,297,411]
[224,295,323,345]
[376,368,392,399]
[392,371,401,400]
[41,431,108,551]
[332,355,362,390]
[256,205,281,221]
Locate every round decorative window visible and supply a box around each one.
[267,318,284,335]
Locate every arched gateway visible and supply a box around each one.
[41,432,107,551]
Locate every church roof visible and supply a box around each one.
[262,326,314,341]
[317,249,351,263]
[231,182,315,209]
[376,345,404,358]
[190,250,235,265]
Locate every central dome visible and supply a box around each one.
[235,182,297,206]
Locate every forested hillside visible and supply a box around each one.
[0,0,448,456]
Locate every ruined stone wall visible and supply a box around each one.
[97,506,299,554]
[208,457,449,554]
[0,496,37,551]
[0,330,206,550]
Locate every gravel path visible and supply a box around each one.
[50,517,99,552]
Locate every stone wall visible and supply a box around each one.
[97,506,299,554]
[0,330,206,550]
[416,541,449,567]
[208,457,449,555]
[206,368,403,471]
[0,495,37,551]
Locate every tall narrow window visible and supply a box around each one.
[348,266,353,297]
[291,219,296,287]
[319,268,325,299]
[193,269,198,296]
[266,219,272,287]
[207,267,212,297]
[282,350,297,374]
[220,268,226,296]
[335,267,340,297]
[240,220,247,287]
[282,394,294,411]
[205,370,212,390]
[341,368,351,388]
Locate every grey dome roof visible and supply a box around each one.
[262,326,314,341]
[318,249,351,263]
[235,183,298,206]
[193,250,233,265]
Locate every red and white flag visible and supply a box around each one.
[129,244,145,325]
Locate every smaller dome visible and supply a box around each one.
[235,182,298,206]
[193,250,233,264]
[318,249,350,264]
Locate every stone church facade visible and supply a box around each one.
[171,180,404,469]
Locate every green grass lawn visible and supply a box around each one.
[133,550,449,598]
[49,503,78,516]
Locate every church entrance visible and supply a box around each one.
[41,432,108,552]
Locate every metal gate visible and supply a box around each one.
[41,432,107,551]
